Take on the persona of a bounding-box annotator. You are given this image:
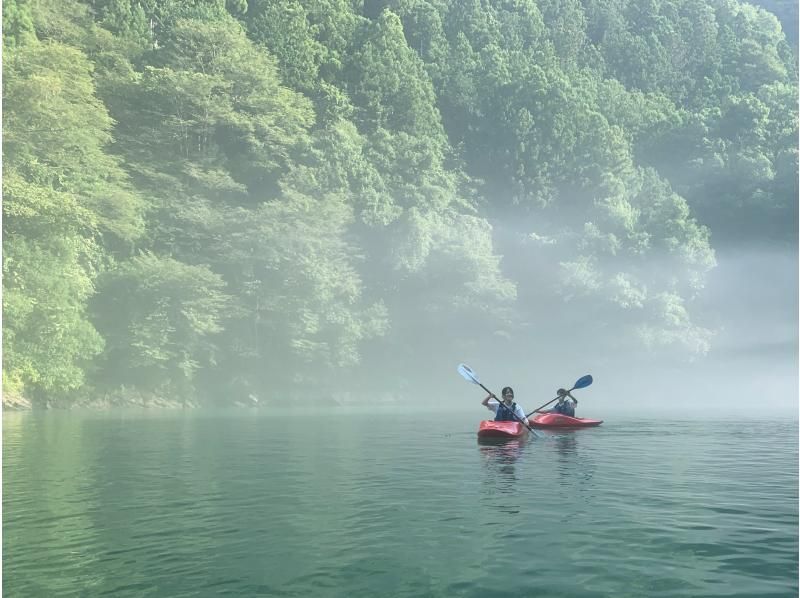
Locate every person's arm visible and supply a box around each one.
[515,404,529,425]
[482,395,498,412]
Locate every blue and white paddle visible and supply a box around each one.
[525,374,593,417]
[457,363,542,437]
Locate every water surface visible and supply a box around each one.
[4,411,797,597]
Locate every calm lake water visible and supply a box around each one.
[3,410,797,597]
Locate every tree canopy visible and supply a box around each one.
[3,0,796,405]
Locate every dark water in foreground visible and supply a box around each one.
[3,411,798,597]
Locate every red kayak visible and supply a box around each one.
[477,420,529,439]
[530,413,603,428]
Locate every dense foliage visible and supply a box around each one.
[3,0,796,405]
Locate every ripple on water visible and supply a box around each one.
[3,412,797,597]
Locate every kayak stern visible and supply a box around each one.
[530,413,603,428]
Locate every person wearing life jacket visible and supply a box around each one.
[482,386,528,425]
[551,388,577,417]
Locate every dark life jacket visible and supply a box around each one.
[495,401,518,422]
[555,401,575,417]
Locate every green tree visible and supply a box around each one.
[122,17,313,205]
[202,193,389,398]
[245,0,323,92]
[3,175,104,398]
[2,39,143,399]
[92,253,231,397]
[2,0,36,48]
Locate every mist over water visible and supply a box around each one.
[377,236,798,419]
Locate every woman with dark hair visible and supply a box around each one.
[481,386,529,425]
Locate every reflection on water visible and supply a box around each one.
[552,432,578,456]
[478,438,526,472]
[477,438,529,516]
[540,431,598,504]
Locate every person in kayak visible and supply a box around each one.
[551,388,578,417]
[482,387,529,425]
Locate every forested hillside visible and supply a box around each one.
[3,0,797,406]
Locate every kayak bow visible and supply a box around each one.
[477,420,529,439]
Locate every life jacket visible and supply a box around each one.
[495,401,518,422]
[560,401,575,417]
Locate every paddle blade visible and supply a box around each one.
[572,374,593,390]
[457,363,480,385]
